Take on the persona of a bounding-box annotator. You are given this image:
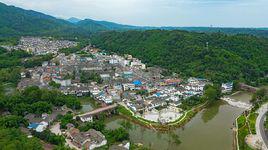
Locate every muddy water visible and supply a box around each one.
[106,100,247,150]
[229,91,253,103]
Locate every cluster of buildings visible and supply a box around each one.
[221,82,234,93]
[2,37,77,55]
[26,107,69,132]
[17,41,217,124]
[11,37,237,149]
[66,124,107,150]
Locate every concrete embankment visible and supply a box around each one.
[221,97,252,110]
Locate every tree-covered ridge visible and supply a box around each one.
[91,30,268,85]
[1,2,268,39]
[0,2,88,38]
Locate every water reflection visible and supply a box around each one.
[105,101,245,150]
[201,100,224,123]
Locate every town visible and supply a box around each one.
[2,37,234,150]
[1,1,268,150]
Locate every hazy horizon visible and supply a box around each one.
[1,0,268,28]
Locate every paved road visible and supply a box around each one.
[256,104,268,150]
[259,110,268,149]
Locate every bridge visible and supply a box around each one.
[75,103,118,122]
[221,97,252,110]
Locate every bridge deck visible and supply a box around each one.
[77,103,118,117]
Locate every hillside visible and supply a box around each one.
[66,17,81,24]
[76,19,109,32]
[76,19,268,37]
[1,2,268,38]
[172,27,268,38]
[91,30,268,85]
[0,2,87,38]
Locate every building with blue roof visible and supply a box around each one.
[28,123,40,129]
[133,80,142,86]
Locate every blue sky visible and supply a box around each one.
[1,0,267,27]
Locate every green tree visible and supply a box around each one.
[0,115,28,128]
[0,128,43,150]
[203,85,221,104]
[31,101,52,115]
[49,81,61,89]
[32,130,65,145]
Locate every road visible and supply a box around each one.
[256,104,268,150]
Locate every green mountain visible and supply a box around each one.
[89,20,140,30]
[0,2,87,38]
[91,30,268,85]
[170,27,268,38]
[66,17,81,24]
[76,19,268,37]
[76,19,109,32]
[1,2,268,38]
[76,19,142,32]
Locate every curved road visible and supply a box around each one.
[259,112,268,148]
[256,104,268,150]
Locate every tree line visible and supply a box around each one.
[91,30,268,86]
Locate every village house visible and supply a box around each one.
[52,77,72,86]
[127,102,145,113]
[66,127,107,150]
[28,121,48,132]
[147,99,167,110]
[221,82,233,93]
[130,59,146,70]
[122,83,136,91]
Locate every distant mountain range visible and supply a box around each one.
[0,2,268,38]
[66,17,81,24]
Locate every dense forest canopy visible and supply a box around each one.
[91,30,268,85]
[0,2,88,38]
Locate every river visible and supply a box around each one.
[229,91,253,103]
[105,91,253,150]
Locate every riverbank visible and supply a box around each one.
[235,112,257,150]
[117,102,208,131]
[234,106,268,150]
[234,87,268,150]
[105,100,244,150]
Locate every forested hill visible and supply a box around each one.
[0,2,87,38]
[166,27,268,38]
[91,30,268,85]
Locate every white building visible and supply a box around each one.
[103,96,113,104]
[221,82,233,93]
[130,59,146,69]
[52,78,71,86]
[109,59,119,64]
[122,83,135,91]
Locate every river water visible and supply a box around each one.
[229,91,252,103]
[105,91,253,150]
